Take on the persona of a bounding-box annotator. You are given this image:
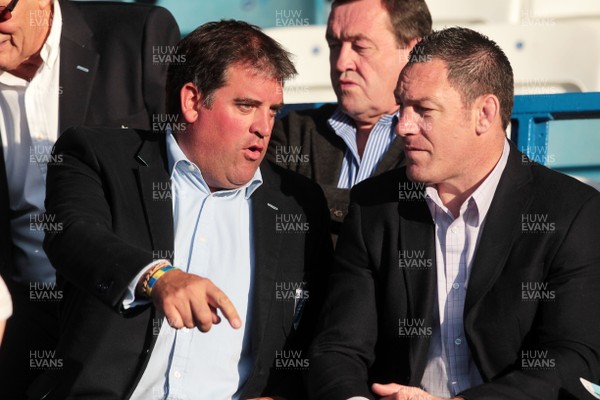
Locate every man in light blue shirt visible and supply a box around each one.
[37,20,332,399]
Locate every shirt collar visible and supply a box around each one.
[468,138,510,224]
[327,106,398,134]
[166,129,263,199]
[426,138,511,226]
[40,0,62,68]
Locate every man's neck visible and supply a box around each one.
[437,141,505,218]
[350,108,397,159]
[355,124,372,159]
[8,55,44,81]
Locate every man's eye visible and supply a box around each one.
[415,106,431,115]
[352,42,370,52]
[238,104,253,111]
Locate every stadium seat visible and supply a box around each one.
[264,25,335,104]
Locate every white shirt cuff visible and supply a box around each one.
[121,259,169,310]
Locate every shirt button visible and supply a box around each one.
[455,338,462,346]
[174,371,182,379]
[452,283,460,290]
[187,164,195,172]
[451,227,458,234]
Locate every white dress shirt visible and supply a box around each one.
[0,275,12,320]
[0,0,63,283]
[347,140,510,400]
[420,140,510,397]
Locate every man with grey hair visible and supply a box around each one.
[309,27,600,400]
[268,0,431,242]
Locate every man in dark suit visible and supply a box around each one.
[34,20,332,399]
[0,0,179,396]
[267,0,431,239]
[309,27,600,400]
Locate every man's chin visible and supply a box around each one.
[337,99,366,120]
[406,167,429,184]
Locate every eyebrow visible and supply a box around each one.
[234,97,284,111]
[234,97,261,106]
[395,94,441,106]
[326,32,373,43]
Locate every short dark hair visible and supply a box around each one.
[407,27,514,129]
[331,0,432,47]
[166,20,296,114]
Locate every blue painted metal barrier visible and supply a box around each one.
[511,93,600,186]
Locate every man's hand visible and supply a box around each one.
[151,269,241,332]
[372,383,460,400]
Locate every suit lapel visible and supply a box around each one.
[375,136,405,174]
[247,166,285,362]
[58,0,99,132]
[398,185,437,384]
[312,106,346,186]
[464,144,534,318]
[134,134,174,255]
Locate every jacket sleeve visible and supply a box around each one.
[308,198,378,400]
[43,128,156,312]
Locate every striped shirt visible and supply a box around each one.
[420,139,510,397]
[328,107,398,189]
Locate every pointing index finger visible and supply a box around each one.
[207,286,241,329]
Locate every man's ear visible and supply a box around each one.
[405,37,420,53]
[475,94,500,135]
[180,83,202,124]
[401,37,421,65]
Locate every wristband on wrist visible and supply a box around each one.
[146,265,176,297]
[138,261,174,298]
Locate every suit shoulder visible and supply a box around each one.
[350,168,407,206]
[262,160,323,188]
[277,104,336,131]
[57,127,153,152]
[66,1,174,20]
[261,160,325,196]
[528,161,599,205]
[63,0,178,37]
